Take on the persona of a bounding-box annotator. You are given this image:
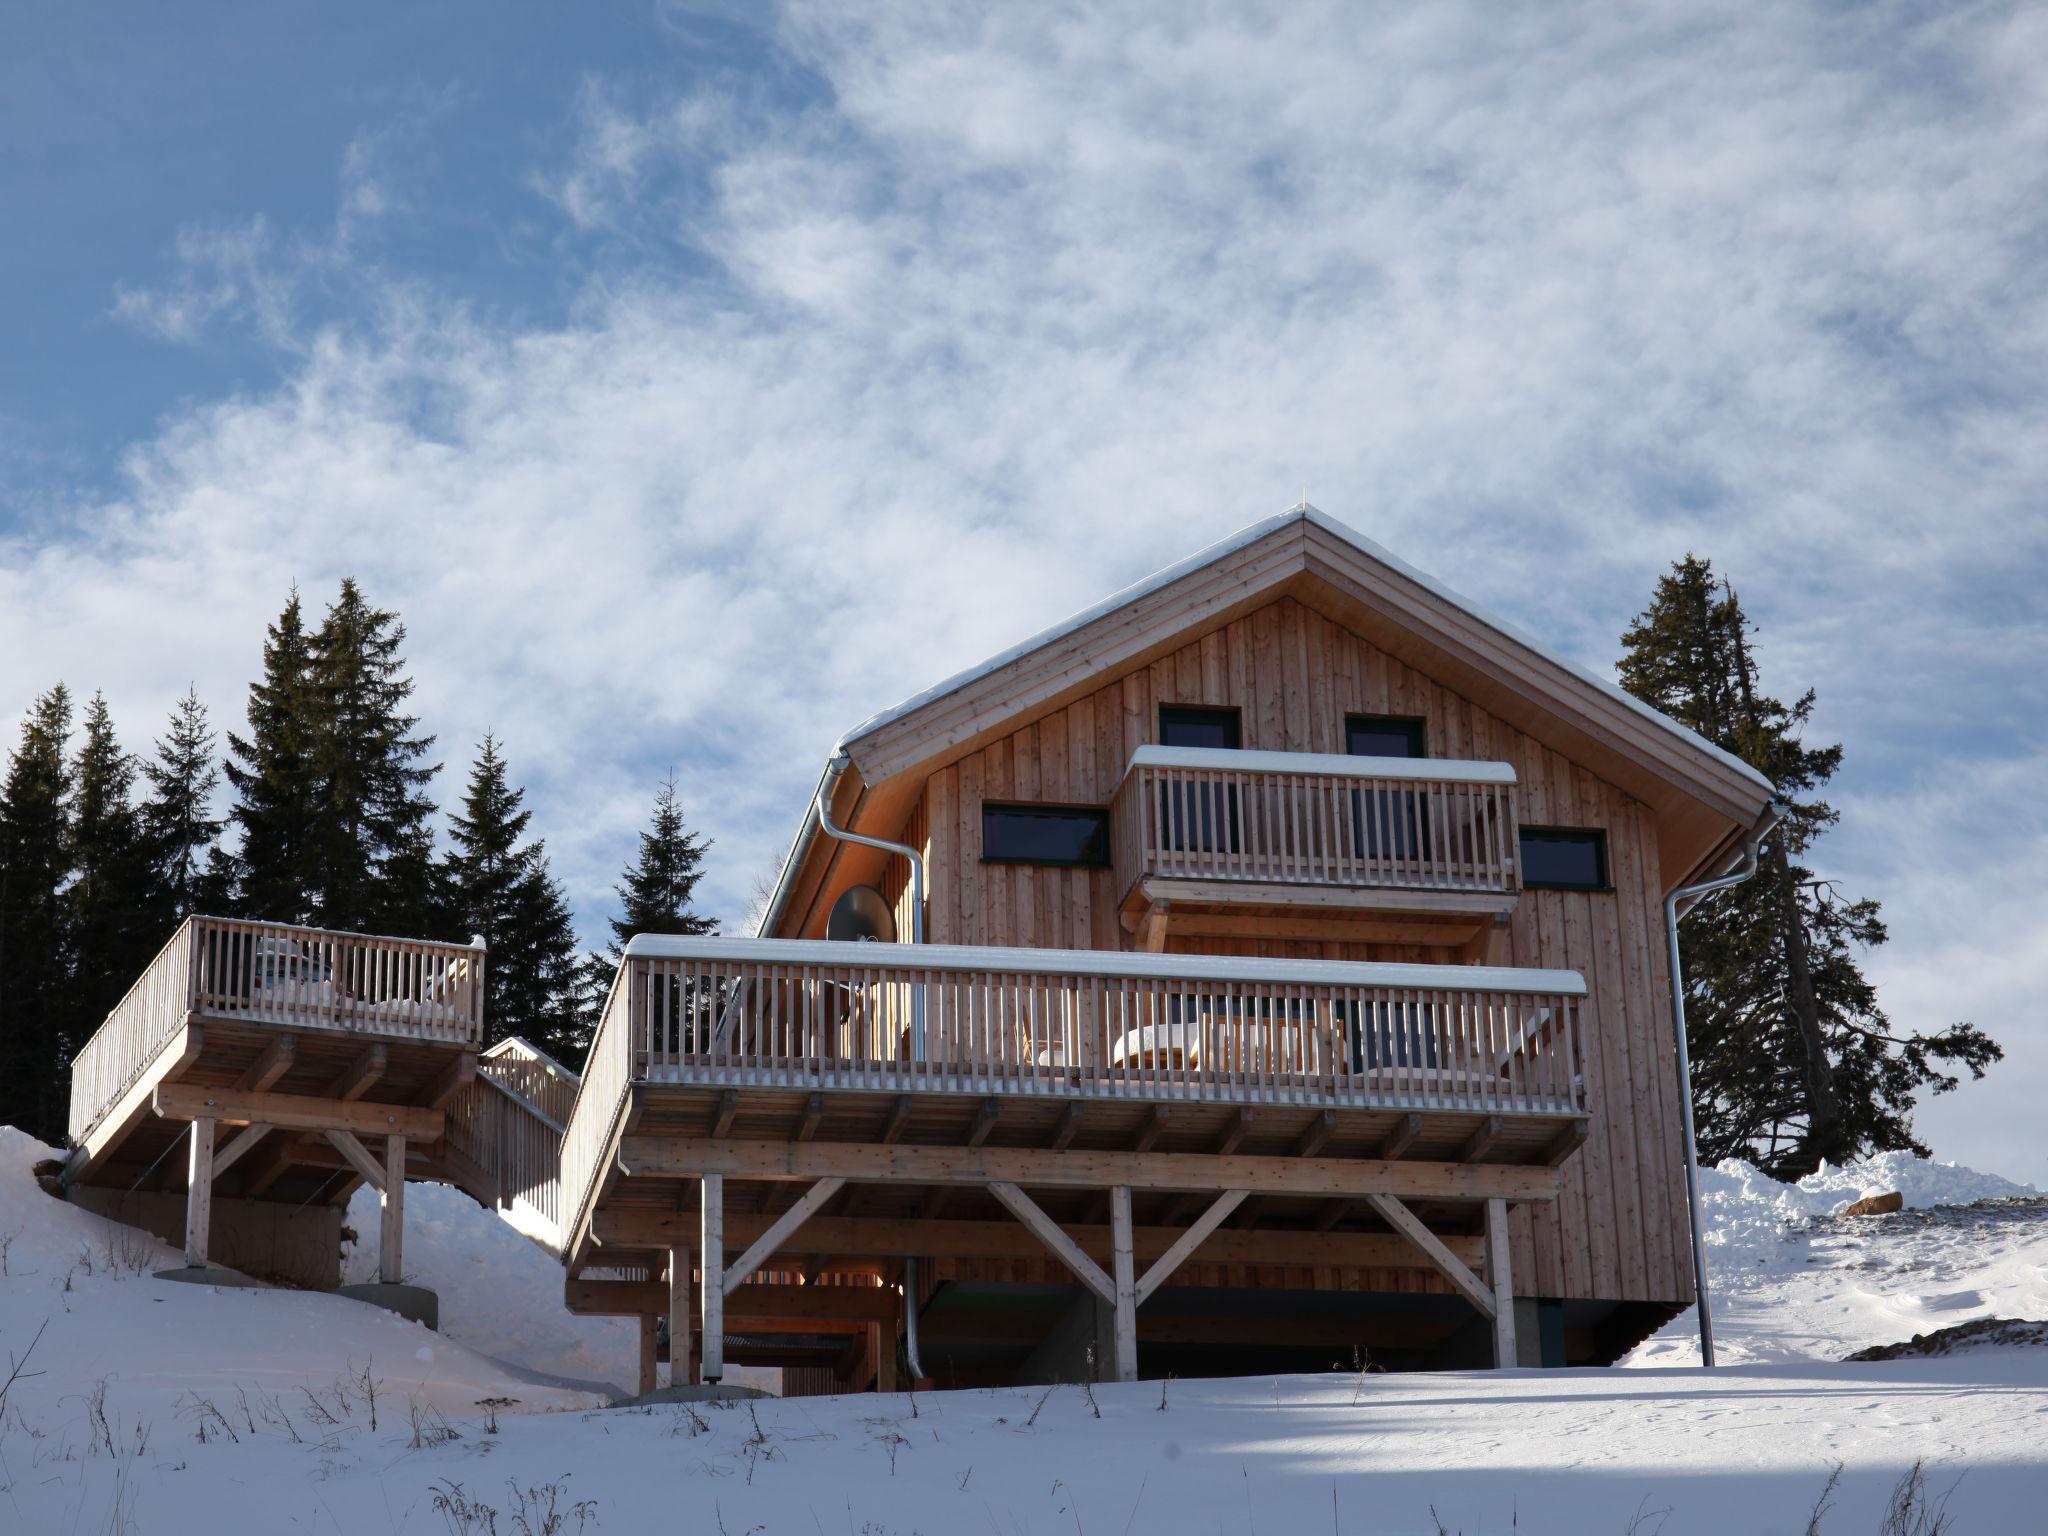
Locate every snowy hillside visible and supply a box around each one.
[1627,1152,2046,1367]
[1,1127,2042,1534]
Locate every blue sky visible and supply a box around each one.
[2,2,2044,1179]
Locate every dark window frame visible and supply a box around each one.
[1158,704,1243,750]
[1518,825,1612,892]
[1344,714,1428,760]
[981,801,1114,868]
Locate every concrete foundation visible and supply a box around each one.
[614,1383,771,1407]
[152,1264,273,1289]
[67,1185,342,1290]
[335,1282,439,1329]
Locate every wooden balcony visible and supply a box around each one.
[66,916,486,1202]
[1109,746,1521,950]
[558,937,1586,1271]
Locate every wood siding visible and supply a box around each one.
[885,595,1688,1307]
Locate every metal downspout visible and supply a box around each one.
[1664,799,1787,1368]
[812,753,929,1384]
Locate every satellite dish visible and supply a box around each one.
[827,885,897,943]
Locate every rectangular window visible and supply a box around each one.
[1519,827,1609,891]
[1158,705,1242,750]
[1345,714,1427,759]
[982,803,1111,867]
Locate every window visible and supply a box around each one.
[1158,705,1242,750]
[1156,706,1241,852]
[1346,716,1429,861]
[1519,827,1609,891]
[982,803,1111,867]
[1345,714,1427,759]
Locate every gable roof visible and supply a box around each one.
[761,505,1776,935]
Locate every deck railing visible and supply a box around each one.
[559,936,1585,1251]
[447,1061,572,1251]
[68,915,485,1143]
[1111,746,1520,898]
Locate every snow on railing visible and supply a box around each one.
[1111,746,1521,899]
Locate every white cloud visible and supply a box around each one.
[9,0,2046,1174]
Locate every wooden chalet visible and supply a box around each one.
[559,507,1778,1392]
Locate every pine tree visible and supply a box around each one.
[1619,557,2000,1175]
[580,778,716,1045]
[0,686,75,1140]
[224,590,319,924]
[304,580,440,933]
[606,777,716,953]
[443,737,581,1057]
[65,694,155,1047]
[140,687,225,925]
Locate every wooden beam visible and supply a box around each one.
[567,1277,900,1321]
[637,1316,659,1397]
[1047,1102,1084,1150]
[328,1044,388,1103]
[235,1035,297,1093]
[1378,1112,1424,1162]
[794,1093,825,1143]
[323,1129,388,1193]
[417,1052,475,1110]
[591,1210,1485,1271]
[184,1117,214,1267]
[722,1178,846,1295]
[701,1172,724,1382]
[1486,1196,1517,1367]
[669,1246,693,1386]
[379,1134,406,1284]
[1363,1193,1494,1320]
[1458,1116,1504,1164]
[241,1136,301,1199]
[153,1082,443,1140]
[1109,1185,1138,1382]
[211,1122,273,1179]
[1132,1105,1173,1153]
[66,1022,204,1186]
[1136,897,1173,953]
[1541,1118,1590,1167]
[985,1181,1116,1305]
[880,1096,913,1144]
[1135,1189,1250,1305]
[1293,1111,1336,1158]
[925,1097,1003,1219]
[709,1090,740,1138]
[617,1137,1562,1203]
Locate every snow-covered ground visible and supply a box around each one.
[2,1126,2043,1534]
[1626,1151,2047,1367]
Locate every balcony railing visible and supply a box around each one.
[559,936,1586,1251]
[68,915,485,1143]
[1110,745,1520,899]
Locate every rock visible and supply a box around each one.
[1841,1191,1904,1217]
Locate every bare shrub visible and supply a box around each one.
[431,1479,499,1535]
[1878,1461,1961,1536]
[506,1477,598,1535]
[410,1396,463,1450]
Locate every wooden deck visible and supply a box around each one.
[561,937,1590,1388]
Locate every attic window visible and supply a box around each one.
[1345,714,1427,759]
[1519,827,1609,891]
[983,803,1111,867]
[1158,705,1242,750]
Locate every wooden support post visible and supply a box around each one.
[1486,1196,1517,1368]
[985,1181,1115,1304]
[722,1177,845,1295]
[700,1172,725,1383]
[1109,1184,1139,1383]
[668,1247,691,1386]
[184,1117,215,1268]
[323,1129,388,1192]
[1363,1192,1496,1321]
[380,1134,406,1284]
[637,1315,659,1397]
[211,1121,273,1179]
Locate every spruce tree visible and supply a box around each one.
[0,686,75,1140]
[140,687,225,926]
[65,694,155,1045]
[443,736,581,1056]
[224,590,319,924]
[1619,557,1999,1175]
[580,778,716,1046]
[305,580,440,933]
